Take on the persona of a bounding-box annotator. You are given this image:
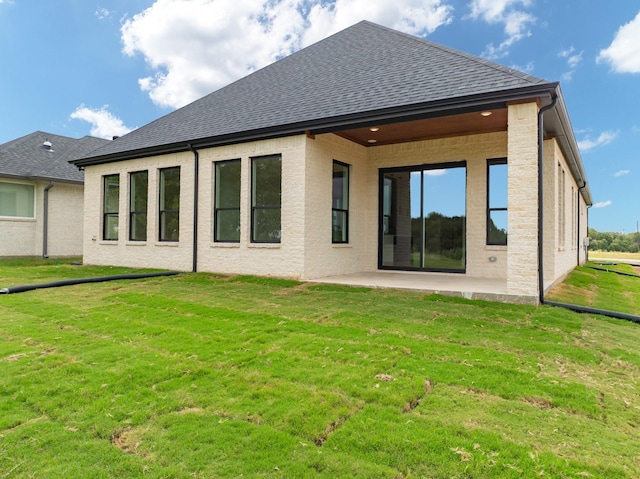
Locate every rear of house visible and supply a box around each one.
[71,21,591,304]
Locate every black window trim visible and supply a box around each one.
[250,154,282,244]
[102,173,119,241]
[486,157,508,246]
[159,166,180,242]
[128,170,148,242]
[214,158,241,243]
[332,159,350,244]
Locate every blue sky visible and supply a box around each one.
[1,0,639,233]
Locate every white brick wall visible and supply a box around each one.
[0,179,83,257]
[79,109,585,301]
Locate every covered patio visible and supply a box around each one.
[308,271,552,305]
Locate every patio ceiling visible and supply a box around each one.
[334,108,508,147]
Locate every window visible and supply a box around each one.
[487,158,507,245]
[129,171,148,241]
[251,155,281,243]
[159,167,180,242]
[103,174,119,240]
[332,161,349,243]
[558,163,565,247]
[214,160,241,242]
[0,181,34,218]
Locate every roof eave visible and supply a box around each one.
[544,86,593,206]
[71,83,559,168]
[0,173,83,185]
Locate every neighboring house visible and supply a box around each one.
[71,21,592,304]
[0,131,108,257]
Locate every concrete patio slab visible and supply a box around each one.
[307,270,540,305]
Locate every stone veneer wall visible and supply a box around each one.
[506,102,540,296]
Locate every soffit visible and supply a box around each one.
[334,109,507,146]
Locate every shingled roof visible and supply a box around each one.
[0,131,108,183]
[73,20,559,166]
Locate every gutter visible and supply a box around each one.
[70,83,559,168]
[43,181,55,258]
[537,95,640,325]
[577,181,587,265]
[537,94,558,304]
[188,144,199,273]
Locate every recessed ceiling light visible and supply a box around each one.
[480,111,492,117]
[368,139,377,143]
[369,127,380,132]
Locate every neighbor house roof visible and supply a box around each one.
[0,131,108,184]
[70,20,590,204]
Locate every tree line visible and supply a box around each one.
[589,228,640,253]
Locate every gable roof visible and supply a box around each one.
[72,20,557,165]
[0,131,108,183]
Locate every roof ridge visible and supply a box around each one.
[359,20,548,86]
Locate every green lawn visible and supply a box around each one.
[1,259,639,478]
[546,262,640,316]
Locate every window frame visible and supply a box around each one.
[102,174,120,241]
[486,158,508,246]
[214,159,241,243]
[158,166,180,242]
[251,154,282,244]
[0,180,35,218]
[332,160,350,244]
[129,170,148,242]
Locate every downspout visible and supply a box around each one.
[538,96,640,325]
[188,144,199,273]
[537,94,558,304]
[43,181,55,258]
[577,181,587,265]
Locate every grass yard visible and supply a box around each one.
[1,259,639,478]
[547,262,640,316]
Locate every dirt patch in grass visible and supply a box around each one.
[522,396,554,409]
[3,353,29,361]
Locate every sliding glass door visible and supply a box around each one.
[380,162,466,272]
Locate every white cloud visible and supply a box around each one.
[95,7,110,20]
[424,169,447,176]
[468,0,535,59]
[121,0,454,109]
[558,47,582,81]
[510,61,534,73]
[597,10,640,73]
[70,105,134,140]
[614,170,630,177]
[577,130,618,152]
[592,200,612,209]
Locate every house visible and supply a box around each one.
[70,21,592,304]
[0,131,108,257]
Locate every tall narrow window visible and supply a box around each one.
[103,174,119,241]
[487,158,507,245]
[159,167,180,242]
[332,161,350,243]
[251,155,281,243]
[129,171,148,241]
[0,181,35,218]
[214,159,241,242]
[558,164,565,247]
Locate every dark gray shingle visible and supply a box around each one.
[0,132,109,182]
[76,21,553,163]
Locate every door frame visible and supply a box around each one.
[377,161,467,273]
